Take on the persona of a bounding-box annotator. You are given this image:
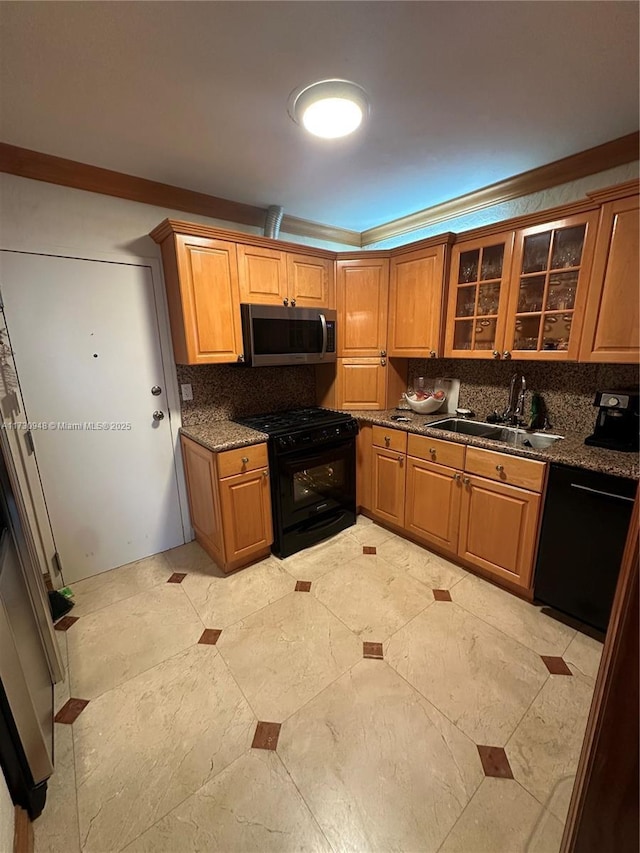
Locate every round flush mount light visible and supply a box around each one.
[288,79,370,139]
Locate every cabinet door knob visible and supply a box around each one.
[291,299,296,307]
[496,464,504,472]
[237,354,245,363]
[492,350,501,359]
[283,297,289,306]
[429,447,436,454]
[242,456,249,464]
[463,477,471,486]
[453,472,461,482]
[397,455,404,465]
[262,470,269,478]
[503,350,512,359]
[380,350,387,357]
[429,350,437,358]
[380,358,387,366]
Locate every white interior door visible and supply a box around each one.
[0,251,185,583]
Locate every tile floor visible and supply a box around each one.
[35,517,603,853]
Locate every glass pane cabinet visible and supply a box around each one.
[445,233,514,358]
[503,212,598,360]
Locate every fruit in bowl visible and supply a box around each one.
[403,389,447,414]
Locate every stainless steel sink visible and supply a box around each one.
[428,418,564,449]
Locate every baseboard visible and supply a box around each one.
[13,806,33,853]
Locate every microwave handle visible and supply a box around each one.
[319,313,327,359]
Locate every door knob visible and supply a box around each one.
[492,350,501,359]
[241,456,249,464]
[380,358,387,366]
[283,297,289,306]
[503,351,512,359]
[397,455,404,465]
[496,464,504,472]
[453,473,462,482]
[380,350,387,357]
[291,299,296,307]
[262,470,269,478]
[151,385,162,396]
[462,477,471,486]
[429,350,437,358]
[237,354,245,363]
[153,411,165,421]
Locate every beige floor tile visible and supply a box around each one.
[74,644,256,852]
[347,520,397,547]
[217,592,361,721]
[33,724,80,853]
[164,539,216,573]
[439,778,563,853]
[279,660,483,853]
[376,536,467,589]
[53,633,70,716]
[355,513,373,526]
[386,603,549,745]
[452,573,576,656]
[313,553,434,639]
[278,531,364,581]
[563,631,603,681]
[124,750,331,853]
[507,672,594,821]
[68,585,203,699]
[69,553,174,617]
[182,556,294,628]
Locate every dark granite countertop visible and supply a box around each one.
[180,411,638,479]
[180,422,268,453]
[350,410,639,480]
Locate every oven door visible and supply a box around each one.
[241,304,336,366]
[277,438,355,530]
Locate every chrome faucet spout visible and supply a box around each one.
[503,373,527,425]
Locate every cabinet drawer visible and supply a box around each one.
[217,443,268,478]
[407,434,465,469]
[372,425,408,453]
[465,447,545,492]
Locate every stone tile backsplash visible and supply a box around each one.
[177,364,317,426]
[407,359,639,434]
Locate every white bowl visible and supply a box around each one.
[403,394,446,414]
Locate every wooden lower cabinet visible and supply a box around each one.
[219,468,273,566]
[405,457,461,555]
[372,447,406,527]
[458,475,541,589]
[181,436,273,573]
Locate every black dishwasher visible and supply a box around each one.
[534,464,636,633]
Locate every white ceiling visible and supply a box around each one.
[1,1,638,232]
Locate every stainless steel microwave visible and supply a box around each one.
[241,304,337,367]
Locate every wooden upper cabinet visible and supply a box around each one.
[237,245,288,305]
[388,244,447,358]
[503,211,598,361]
[287,254,334,308]
[579,194,640,363]
[444,233,514,359]
[168,234,243,364]
[336,258,389,356]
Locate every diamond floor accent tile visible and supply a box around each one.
[433,589,452,601]
[477,745,514,779]
[54,698,89,724]
[54,615,79,631]
[295,580,312,592]
[541,655,573,675]
[363,642,384,659]
[167,572,187,583]
[252,721,281,751]
[362,546,377,554]
[198,629,222,645]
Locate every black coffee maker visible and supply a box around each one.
[585,389,639,452]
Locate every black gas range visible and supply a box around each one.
[235,408,358,558]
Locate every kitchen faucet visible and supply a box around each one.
[502,373,527,426]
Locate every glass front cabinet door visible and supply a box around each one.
[502,212,598,360]
[444,233,515,358]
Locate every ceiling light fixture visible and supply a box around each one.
[288,79,369,139]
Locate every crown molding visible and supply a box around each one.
[359,131,639,247]
[2,133,638,252]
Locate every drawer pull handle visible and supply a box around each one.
[242,456,249,464]
[496,464,504,472]
[463,477,470,486]
[429,447,436,454]
[397,455,404,465]
[384,436,391,446]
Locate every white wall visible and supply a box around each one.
[0,173,352,259]
[0,770,14,853]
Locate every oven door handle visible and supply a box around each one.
[319,313,327,359]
